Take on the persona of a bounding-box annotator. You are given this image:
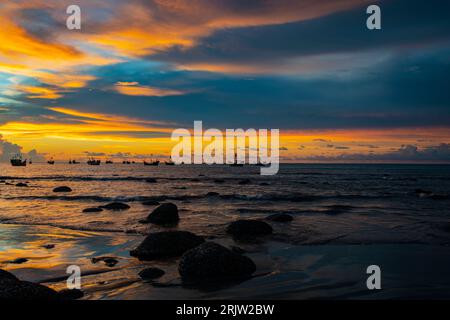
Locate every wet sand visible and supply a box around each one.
[2,223,450,299]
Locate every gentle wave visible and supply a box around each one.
[2,192,398,203]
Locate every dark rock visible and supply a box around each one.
[179,242,256,282]
[82,207,103,213]
[190,178,200,182]
[214,179,225,183]
[259,182,270,186]
[8,258,28,264]
[53,186,72,192]
[226,220,273,238]
[100,202,130,210]
[265,213,293,222]
[142,200,160,206]
[139,267,165,280]
[230,246,246,254]
[130,231,204,261]
[206,192,219,197]
[0,180,5,183]
[16,183,28,187]
[42,244,55,249]
[58,288,84,300]
[145,203,179,225]
[0,269,59,300]
[324,205,353,215]
[0,269,18,282]
[91,256,119,267]
[442,223,450,233]
[146,178,157,183]
[238,179,251,185]
[415,189,433,195]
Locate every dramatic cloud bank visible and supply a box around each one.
[0,135,45,162]
[297,144,450,162]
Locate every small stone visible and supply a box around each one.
[265,213,293,222]
[8,258,28,264]
[138,267,165,280]
[91,256,119,267]
[16,183,28,187]
[226,220,273,238]
[53,186,72,192]
[142,200,160,206]
[100,202,130,210]
[59,288,84,300]
[145,203,179,226]
[82,207,103,213]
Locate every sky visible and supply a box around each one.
[0,0,450,162]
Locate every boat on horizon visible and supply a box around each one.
[144,160,160,166]
[10,154,27,167]
[87,158,101,165]
[47,158,55,165]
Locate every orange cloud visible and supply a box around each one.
[14,85,63,99]
[114,82,186,97]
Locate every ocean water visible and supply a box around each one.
[1,163,450,245]
[1,163,450,299]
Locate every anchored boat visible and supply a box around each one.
[10,154,27,167]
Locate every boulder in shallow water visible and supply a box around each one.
[53,186,72,192]
[16,182,28,187]
[0,269,59,300]
[130,231,204,261]
[226,220,273,238]
[100,202,130,210]
[91,256,119,267]
[146,178,157,183]
[0,269,18,282]
[145,203,179,225]
[58,288,84,300]
[82,207,103,213]
[139,267,165,280]
[179,242,256,282]
[265,213,293,222]
[8,258,28,264]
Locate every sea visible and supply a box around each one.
[1,163,450,299]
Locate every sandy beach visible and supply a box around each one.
[2,223,450,299]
